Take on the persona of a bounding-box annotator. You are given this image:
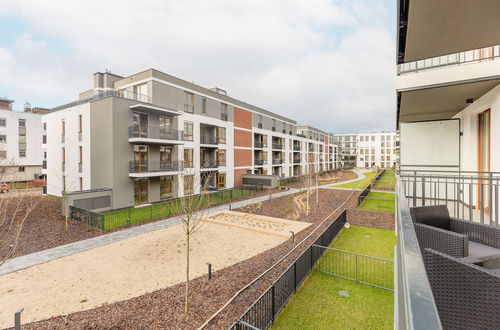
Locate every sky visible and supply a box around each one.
[0,0,396,133]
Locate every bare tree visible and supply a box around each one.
[0,162,43,268]
[169,164,213,313]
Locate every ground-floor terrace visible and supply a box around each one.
[0,170,395,329]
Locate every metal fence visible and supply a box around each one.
[313,245,394,291]
[400,170,500,226]
[230,210,347,330]
[69,205,105,230]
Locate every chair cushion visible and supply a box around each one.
[411,205,451,230]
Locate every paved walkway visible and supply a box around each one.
[0,172,361,276]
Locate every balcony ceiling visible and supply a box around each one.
[398,78,500,123]
[401,0,500,63]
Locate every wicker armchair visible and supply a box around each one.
[410,205,500,258]
[423,248,500,330]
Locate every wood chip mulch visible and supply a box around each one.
[23,189,360,330]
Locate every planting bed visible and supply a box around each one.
[22,188,360,329]
[283,170,357,188]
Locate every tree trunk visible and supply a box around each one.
[185,233,190,313]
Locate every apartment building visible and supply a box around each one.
[43,69,339,210]
[395,1,500,329]
[0,97,44,182]
[332,132,399,168]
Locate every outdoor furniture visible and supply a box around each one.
[410,205,500,258]
[422,248,500,330]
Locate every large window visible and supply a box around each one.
[18,119,26,127]
[0,118,5,127]
[134,179,149,205]
[159,116,172,138]
[160,146,172,169]
[184,148,193,168]
[221,103,228,121]
[217,127,226,144]
[133,112,148,138]
[184,92,194,113]
[217,173,226,189]
[201,97,207,114]
[184,121,193,141]
[160,176,173,199]
[217,149,226,166]
[0,135,6,143]
[133,145,148,172]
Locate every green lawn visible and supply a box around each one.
[357,191,396,213]
[270,226,395,330]
[330,172,377,189]
[373,169,396,191]
[102,188,257,231]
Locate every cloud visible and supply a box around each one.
[0,0,396,132]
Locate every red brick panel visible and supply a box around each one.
[234,107,252,130]
[233,168,249,187]
[234,148,252,167]
[234,129,252,148]
[324,136,328,146]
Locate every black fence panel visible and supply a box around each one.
[69,205,104,230]
[295,247,312,287]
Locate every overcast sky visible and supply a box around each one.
[0,0,396,133]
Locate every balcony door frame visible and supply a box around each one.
[477,108,491,212]
[133,111,149,138]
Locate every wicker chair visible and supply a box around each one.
[410,205,500,258]
[423,248,500,330]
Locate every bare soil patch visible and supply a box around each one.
[24,189,359,329]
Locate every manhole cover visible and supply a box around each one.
[339,290,349,297]
[363,234,371,238]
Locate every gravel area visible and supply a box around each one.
[0,196,100,260]
[283,170,357,188]
[23,189,360,329]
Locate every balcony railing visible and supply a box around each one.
[272,143,283,150]
[254,159,266,166]
[254,141,266,149]
[51,90,151,112]
[398,44,500,74]
[129,160,183,173]
[201,135,218,145]
[293,158,300,164]
[293,146,301,151]
[272,159,283,165]
[129,126,183,141]
[200,159,219,168]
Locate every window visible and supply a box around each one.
[217,173,226,189]
[184,175,194,194]
[61,119,65,142]
[79,146,83,164]
[160,176,173,199]
[360,136,364,142]
[217,149,226,166]
[381,135,385,141]
[79,177,83,191]
[272,119,276,131]
[217,127,226,144]
[0,135,5,143]
[18,119,26,127]
[258,115,263,128]
[62,147,65,169]
[221,103,228,121]
[134,179,149,205]
[184,92,194,113]
[201,98,207,114]
[159,116,172,138]
[0,150,6,159]
[43,122,46,130]
[78,115,83,133]
[184,148,194,168]
[19,150,26,158]
[0,118,5,127]
[184,121,193,141]
[19,166,25,172]
[371,136,375,141]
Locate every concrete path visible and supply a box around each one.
[1,171,362,276]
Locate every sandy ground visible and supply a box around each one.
[0,216,297,328]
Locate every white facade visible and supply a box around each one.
[0,109,43,182]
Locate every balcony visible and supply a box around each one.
[200,135,218,145]
[129,126,184,145]
[293,146,301,151]
[272,159,283,165]
[200,159,219,169]
[272,143,283,150]
[254,141,266,149]
[254,159,266,166]
[129,160,183,177]
[293,158,300,164]
[396,172,500,329]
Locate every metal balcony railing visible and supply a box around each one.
[293,158,300,164]
[254,141,266,148]
[272,159,283,165]
[398,44,500,74]
[272,143,283,150]
[129,126,183,141]
[129,160,183,173]
[254,159,265,166]
[201,135,218,145]
[293,146,301,151]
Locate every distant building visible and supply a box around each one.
[0,97,45,182]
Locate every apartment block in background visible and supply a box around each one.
[43,69,340,210]
[0,97,44,182]
[332,132,399,168]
